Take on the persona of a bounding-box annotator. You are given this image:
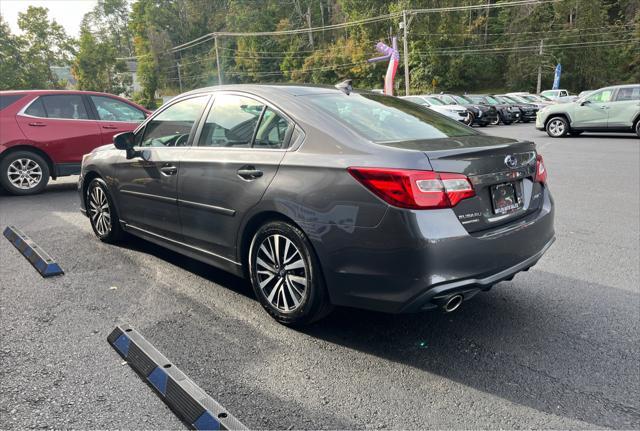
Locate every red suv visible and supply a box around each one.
[0,90,150,195]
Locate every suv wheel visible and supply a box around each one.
[249,221,332,326]
[86,178,125,243]
[0,151,50,195]
[635,120,640,137]
[546,117,569,137]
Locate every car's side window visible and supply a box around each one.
[198,95,264,148]
[253,107,293,149]
[140,95,209,147]
[90,96,146,122]
[614,87,640,102]
[586,90,613,104]
[24,95,89,119]
[43,95,90,119]
[24,98,47,117]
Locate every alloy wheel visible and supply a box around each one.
[547,119,566,137]
[88,185,111,236]
[7,158,42,190]
[255,234,308,312]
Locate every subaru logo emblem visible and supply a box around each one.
[504,155,518,169]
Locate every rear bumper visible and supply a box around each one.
[399,235,555,312]
[305,187,555,313]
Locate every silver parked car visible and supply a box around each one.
[79,85,555,325]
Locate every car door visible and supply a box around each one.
[606,86,640,129]
[177,93,292,262]
[15,94,102,168]
[87,95,148,144]
[571,88,613,129]
[114,94,210,241]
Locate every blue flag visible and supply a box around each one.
[552,64,562,90]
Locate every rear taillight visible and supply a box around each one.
[535,154,547,183]
[347,167,475,209]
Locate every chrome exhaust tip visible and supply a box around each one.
[443,294,463,313]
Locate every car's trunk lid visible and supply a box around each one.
[384,135,543,232]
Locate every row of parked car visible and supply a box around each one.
[1,84,638,196]
[402,84,640,138]
[401,93,541,127]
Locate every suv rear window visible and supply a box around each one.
[0,95,23,111]
[308,93,475,143]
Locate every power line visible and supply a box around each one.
[117,0,563,60]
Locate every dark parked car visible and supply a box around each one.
[493,95,539,123]
[431,94,498,127]
[0,90,150,195]
[466,94,522,125]
[79,85,555,325]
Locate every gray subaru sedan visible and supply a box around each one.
[79,84,555,325]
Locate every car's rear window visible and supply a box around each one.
[307,93,475,143]
[0,95,24,111]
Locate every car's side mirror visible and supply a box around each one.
[113,131,147,160]
[580,100,591,106]
[113,131,135,150]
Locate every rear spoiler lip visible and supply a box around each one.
[422,139,536,159]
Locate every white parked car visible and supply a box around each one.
[540,89,570,100]
[401,95,471,124]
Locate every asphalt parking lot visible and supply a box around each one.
[1,123,638,429]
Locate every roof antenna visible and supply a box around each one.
[335,79,353,95]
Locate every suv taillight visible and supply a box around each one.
[348,167,475,209]
[535,154,547,183]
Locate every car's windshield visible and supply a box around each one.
[424,97,445,106]
[453,95,473,104]
[484,96,500,105]
[494,96,512,104]
[467,96,486,104]
[438,95,457,104]
[510,95,531,104]
[308,93,476,142]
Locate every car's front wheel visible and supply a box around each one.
[249,220,332,326]
[0,151,50,195]
[546,116,569,137]
[86,178,125,243]
[635,120,640,137]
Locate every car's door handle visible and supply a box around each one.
[102,125,118,130]
[160,164,178,176]
[237,165,263,180]
[28,122,46,127]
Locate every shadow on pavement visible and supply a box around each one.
[301,272,640,429]
[111,232,640,428]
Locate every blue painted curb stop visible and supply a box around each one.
[108,325,248,431]
[3,225,64,277]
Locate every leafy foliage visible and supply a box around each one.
[0,0,637,101]
[0,7,75,90]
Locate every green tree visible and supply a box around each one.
[16,6,76,89]
[0,16,26,90]
[72,25,131,94]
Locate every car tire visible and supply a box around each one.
[546,116,569,138]
[464,113,474,126]
[249,220,333,326]
[86,178,125,243]
[635,120,640,137]
[491,116,500,126]
[0,151,50,195]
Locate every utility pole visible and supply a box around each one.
[306,5,314,48]
[176,62,183,92]
[214,35,223,85]
[402,10,410,96]
[536,39,544,93]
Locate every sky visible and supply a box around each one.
[1,0,98,37]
